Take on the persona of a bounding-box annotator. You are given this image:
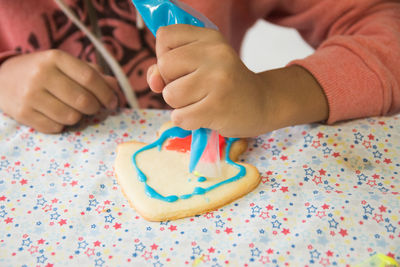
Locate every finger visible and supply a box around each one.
[103,74,127,108]
[170,99,211,131]
[31,90,82,126]
[157,43,200,84]
[147,64,165,93]
[46,69,101,115]
[156,24,214,57]
[21,109,64,134]
[54,51,118,109]
[87,62,104,73]
[162,71,207,109]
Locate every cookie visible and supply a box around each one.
[114,124,260,221]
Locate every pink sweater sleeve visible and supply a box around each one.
[263,0,400,124]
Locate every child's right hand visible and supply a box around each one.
[0,49,120,133]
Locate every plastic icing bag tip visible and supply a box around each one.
[189,129,222,178]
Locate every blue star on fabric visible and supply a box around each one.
[307,205,317,214]
[153,261,164,267]
[36,255,47,264]
[271,220,281,229]
[385,224,396,233]
[310,249,321,259]
[0,210,7,218]
[373,151,383,159]
[0,160,10,169]
[251,248,261,257]
[63,175,72,182]
[36,198,47,206]
[135,242,145,252]
[354,132,364,141]
[379,187,389,193]
[304,168,315,177]
[328,219,339,229]
[192,246,202,255]
[304,134,313,143]
[215,220,225,228]
[13,171,22,180]
[74,142,83,150]
[50,212,60,220]
[357,174,368,182]
[89,199,99,207]
[322,147,332,155]
[98,165,107,172]
[22,238,32,247]
[49,162,59,170]
[271,182,281,188]
[78,241,88,249]
[251,206,262,214]
[363,204,374,215]
[94,258,105,267]
[324,185,335,191]
[271,149,281,156]
[104,215,115,223]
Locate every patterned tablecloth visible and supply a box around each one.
[0,109,399,266]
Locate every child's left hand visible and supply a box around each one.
[147,24,268,137]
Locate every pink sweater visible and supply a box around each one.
[1,0,399,123]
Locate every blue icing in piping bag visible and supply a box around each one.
[131,0,222,178]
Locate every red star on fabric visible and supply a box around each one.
[266,205,274,210]
[280,187,289,193]
[0,196,6,201]
[208,247,215,253]
[94,241,101,247]
[150,243,158,250]
[282,228,290,235]
[168,225,177,232]
[58,219,67,226]
[332,152,340,158]
[4,217,13,224]
[266,248,274,254]
[318,169,327,176]
[317,132,324,138]
[368,134,375,140]
[224,227,233,234]
[339,229,348,237]
[326,250,334,257]
[384,158,392,164]
[20,179,28,185]
[113,223,122,229]
[322,204,330,210]
[379,205,387,212]
[280,155,288,161]
[38,239,45,244]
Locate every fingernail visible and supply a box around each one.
[147,65,155,81]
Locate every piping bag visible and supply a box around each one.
[131,0,222,178]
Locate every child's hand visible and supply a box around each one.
[0,50,122,133]
[147,24,268,137]
[148,24,329,137]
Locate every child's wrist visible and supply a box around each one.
[257,65,329,132]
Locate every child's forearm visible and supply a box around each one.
[257,65,329,132]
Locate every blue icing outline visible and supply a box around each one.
[132,127,246,202]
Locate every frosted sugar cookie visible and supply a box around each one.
[115,124,260,221]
